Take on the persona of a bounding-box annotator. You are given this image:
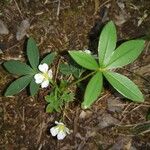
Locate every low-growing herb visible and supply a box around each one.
[4,37,57,96]
[69,21,145,109]
[3,21,146,140]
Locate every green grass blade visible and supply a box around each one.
[106,40,145,69]
[82,71,103,109]
[3,60,35,75]
[27,37,39,70]
[69,51,99,70]
[30,78,40,96]
[41,52,57,65]
[5,75,32,96]
[103,71,144,102]
[98,21,117,66]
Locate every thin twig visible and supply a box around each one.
[119,103,133,124]
[56,0,61,19]
[117,121,150,127]
[5,41,23,51]
[122,103,133,115]
[97,92,110,103]
[122,68,150,83]
[54,57,61,82]
[99,0,111,9]
[130,104,150,112]
[13,0,24,19]
[143,41,150,59]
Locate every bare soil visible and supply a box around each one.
[0,0,150,149]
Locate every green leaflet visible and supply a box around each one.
[30,78,40,96]
[3,60,35,75]
[45,88,62,112]
[45,95,52,103]
[27,37,39,70]
[61,91,74,103]
[41,52,57,65]
[59,63,85,78]
[69,51,99,70]
[59,64,73,76]
[46,104,54,113]
[82,71,103,109]
[98,21,117,66]
[103,71,144,102]
[106,40,145,69]
[5,75,32,96]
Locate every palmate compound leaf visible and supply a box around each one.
[3,60,35,75]
[68,51,99,70]
[40,52,57,65]
[98,21,117,66]
[103,71,144,102]
[5,75,33,96]
[61,91,74,103]
[27,37,39,70]
[82,71,103,109]
[59,64,73,76]
[45,88,62,112]
[30,78,40,96]
[106,40,145,69]
[59,63,85,78]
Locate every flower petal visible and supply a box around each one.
[57,131,66,140]
[38,63,49,73]
[65,127,70,134]
[41,80,49,88]
[50,127,59,136]
[55,122,64,125]
[55,121,59,124]
[34,73,44,84]
[48,69,53,79]
[84,49,92,54]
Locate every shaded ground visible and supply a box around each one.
[0,0,150,149]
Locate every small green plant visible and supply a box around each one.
[3,21,146,140]
[4,21,145,112]
[69,21,145,109]
[4,37,57,96]
[3,37,76,113]
[45,80,74,113]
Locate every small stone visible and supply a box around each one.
[79,110,92,119]
[0,20,9,35]
[79,111,86,119]
[98,113,119,129]
[107,98,124,113]
[16,19,30,41]
[109,136,133,150]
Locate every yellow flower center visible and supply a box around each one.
[58,124,65,132]
[43,72,49,80]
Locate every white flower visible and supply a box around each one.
[84,49,92,54]
[34,63,53,88]
[50,121,70,140]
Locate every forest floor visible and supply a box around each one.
[0,0,150,149]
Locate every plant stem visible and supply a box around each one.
[67,71,96,88]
